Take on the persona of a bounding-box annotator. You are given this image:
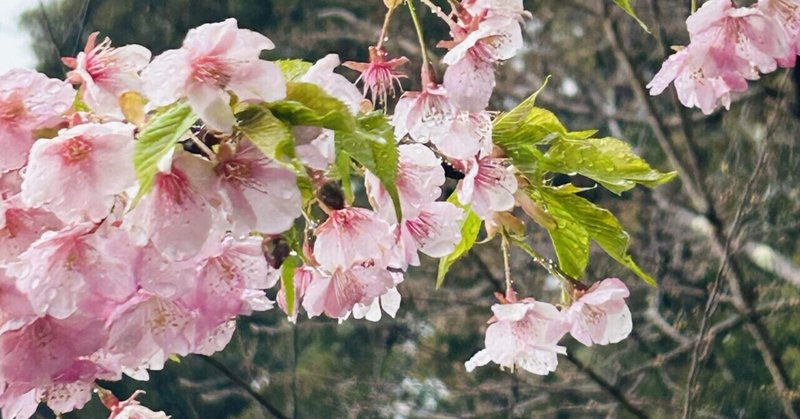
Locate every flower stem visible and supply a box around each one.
[691,0,697,13]
[508,236,588,291]
[420,0,458,29]
[377,5,397,50]
[501,232,513,295]
[406,0,431,71]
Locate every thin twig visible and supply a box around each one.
[565,352,650,419]
[197,355,289,419]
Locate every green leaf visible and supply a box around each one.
[611,0,650,33]
[281,255,302,316]
[436,195,483,289]
[269,82,356,132]
[132,103,196,206]
[534,185,656,285]
[334,152,355,205]
[335,112,401,220]
[542,136,677,194]
[237,105,294,161]
[276,59,313,81]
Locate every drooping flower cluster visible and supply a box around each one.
[648,0,800,114]
[465,279,632,374]
[0,0,665,416]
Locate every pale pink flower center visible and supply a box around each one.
[156,170,193,205]
[60,137,94,163]
[0,94,27,124]
[191,56,233,88]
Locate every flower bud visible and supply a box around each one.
[316,181,346,211]
[262,235,291,269]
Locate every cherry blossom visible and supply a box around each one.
[687,0,789,76]
[758,0,800,67]
[301,54,365,114]
[103,390,169,419]
[142,18,286,133]
[564,278,633,347]
[21,122,136,223]
[365,143,445,221]
[216,140,301,236]
[125,150,224,261]
[344,46,409,105]
[0,69,74,172]
[63,32,151,117]
[456,156,518,220]
[277,265,316,322]
[465,296,568,375]
[392,202,464,269]
[313,206,394,270]
[393,85,487,160]
[302,262,395,319]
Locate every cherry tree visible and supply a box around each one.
[1,0,798,417]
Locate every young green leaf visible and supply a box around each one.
[132,103,196,206]
[281,255,303,316]
[436,195,483,289]
[335,112,401,220]
[276,59,313,81]
[611,0,650,33]
[237,105,294,161]
[542,136,677,194]
[533,185,656,285]
[269,82,356,132]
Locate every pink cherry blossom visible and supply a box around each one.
[6,224,138,319]
[105,291,196,371]
[456,156,518,219]
[352,273,404,322]
[0,69,74,172]
[63,32,151,117]
[443,54,496,113]
[365,143,445,221]
[392,202,464,269]
[393,85,487,160]
[564,277,632,346]
[21,122,136,223]
[0,313,106,391]
[647,45,749,115]
[216,140,301,236]
[301,54,365,114]
[0,197,63,266]
[185,236,275,329]
[344,46,409,105]
[142,18,286,133]
[758,0,800,67]
[302,262,395,319]
[0,269,35,334]
[313,207,394,270]
[687,0,789,75]
[465,297,567,375]
[125,150,224,261]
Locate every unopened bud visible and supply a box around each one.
[262,235,291,269]
[316,181,346,211]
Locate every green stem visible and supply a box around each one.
[501,232,513,295]
[406,0,431,71]
[377,5,396,50]
[508,236,588,291]
[691,0,697,13]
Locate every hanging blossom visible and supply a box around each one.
[455,155,518,220]
[563,278,633,347]
[438,0,527,112]
[63,32,152,117]
[344,46,410,106]
[142,18,286,132]
[648,0,796,114]
[465,291,568,375]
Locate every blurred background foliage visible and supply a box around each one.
[12,0,800,417]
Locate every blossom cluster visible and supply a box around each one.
[648,0,800,114]
[0,1,643,417]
